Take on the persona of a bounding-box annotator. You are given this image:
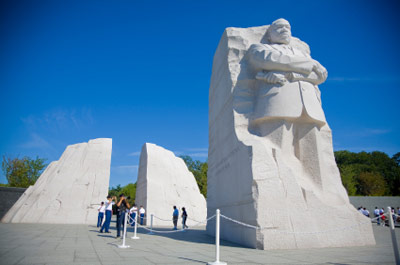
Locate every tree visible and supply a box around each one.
[180,155,207,197]
[108,184,122,198]
[335,150,400,196]
[108,183,136,205]
[2,155,47,188]
[338,164,358,196]
[356,172,387,196]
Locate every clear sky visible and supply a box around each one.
[1,0,399,187]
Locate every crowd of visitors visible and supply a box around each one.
[358,206,400,226]
[97,194,191,238]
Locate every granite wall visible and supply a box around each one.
[349,196,400,216]
[0,187,26,220]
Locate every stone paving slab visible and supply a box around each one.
[0,217,399,265]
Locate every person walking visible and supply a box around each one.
[116,194,130,238]
[182,207,188,229]
[139,206,146,225]
[100,195,115,233]
[97,202,105,227]
[172,206,179,230]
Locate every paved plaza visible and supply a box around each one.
[0,218,399,265]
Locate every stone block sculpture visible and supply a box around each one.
[2,138,112,224]
[206,19,375,249]
[135,143,206,226]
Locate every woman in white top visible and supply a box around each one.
[100,195,115,233]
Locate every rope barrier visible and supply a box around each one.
[134,214,217,234]
[152,215,171,222]
[219,213,383,235]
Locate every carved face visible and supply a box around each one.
[269,20,291,45]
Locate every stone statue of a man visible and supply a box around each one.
[249,18,327,126]
[207,18,375,249]
[247,18,331,188]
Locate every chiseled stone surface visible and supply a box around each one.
[206,19,375,249]
[135,143,206,226]
[1,138,112,224]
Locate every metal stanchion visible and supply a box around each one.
[131,211,140,239]
[147,214,154,235]
[388,207,400,265]
[118,212,130,248]
[208,209,227,265]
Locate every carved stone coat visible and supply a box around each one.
[248,43,326,125]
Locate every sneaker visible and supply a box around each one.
[99,230,103,233]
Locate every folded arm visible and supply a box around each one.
[249,44,315,75]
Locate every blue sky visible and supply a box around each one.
[1,0,399,187]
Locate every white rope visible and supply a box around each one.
[219,213,384,235]
[134,214,216,234]
[153,215,171,222]
[220,214,260,230]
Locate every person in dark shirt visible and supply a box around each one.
[116,194,131,238]
[172,206,179,230]
[181,207,188,229]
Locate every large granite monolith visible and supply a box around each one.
[2,138,112,224]
[206,19,375,249]
[135,143,206,226]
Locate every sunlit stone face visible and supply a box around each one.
[269,19,291,44]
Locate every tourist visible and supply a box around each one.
[391,207,396,223]
[172,206,179,230]
[130,204,138,226]
[97,201,105,227]
[380,208,386,226]
[139,206,146,225]
[397,207,400,223]
[182,207,188,229]
[363,208,370,217]
[100,195,115,233]
[374,207,380,225]
[116,194,131,238]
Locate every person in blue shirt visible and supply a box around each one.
[172,206,179,230]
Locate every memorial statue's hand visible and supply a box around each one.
[312,60,328,81]
[256,72,287,86]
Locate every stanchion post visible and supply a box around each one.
[131,211,140,239]
[118,212,130,248]
[207,209,227,265]
[147,214,154,235]
[388,207,400,265]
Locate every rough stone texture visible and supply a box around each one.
[0,187,26,220]
[135,143,206,226]
[1,138,112,224]
[206,22,375,249]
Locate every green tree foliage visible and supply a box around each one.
[108,183,137,205]
[356,172,387,196]
[335,150,400,196]
[108,184,122,198]
[1,156,47,188]
[180,155,207,197]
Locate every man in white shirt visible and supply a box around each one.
[97,202,106,227]
[130,204,138,226]
[374,207,380,225]
[139,206,146,225]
